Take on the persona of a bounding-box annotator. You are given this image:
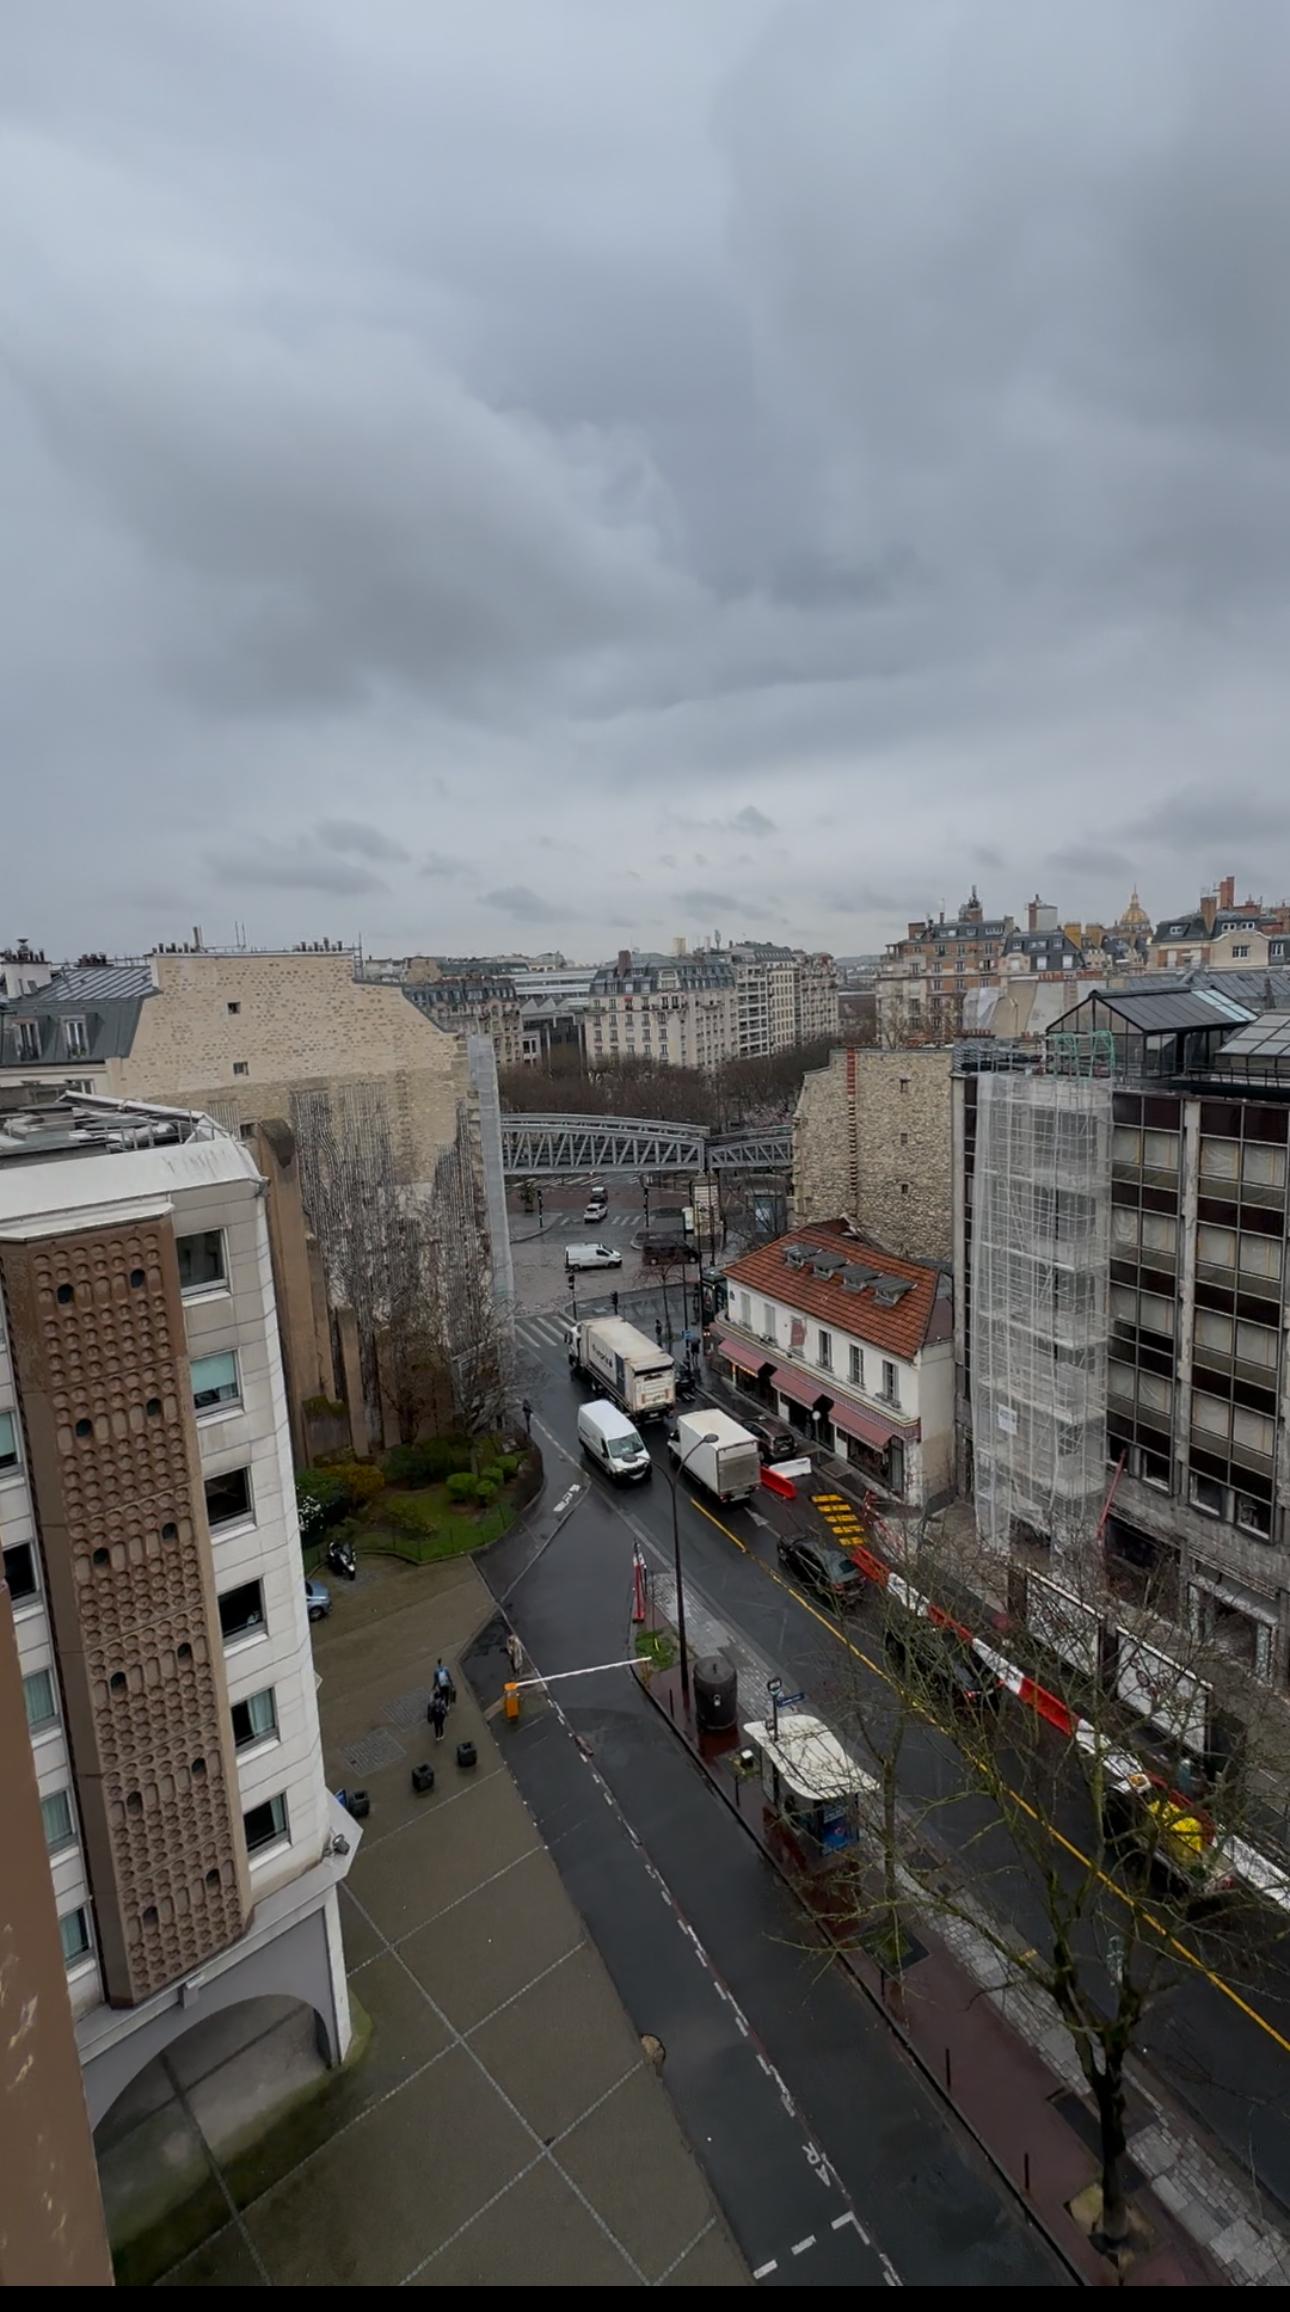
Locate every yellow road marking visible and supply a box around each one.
[687,1496,1290,2062]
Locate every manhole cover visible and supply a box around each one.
[384,1687,436,1729]
[342,1727,405,1774]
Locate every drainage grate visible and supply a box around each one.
[384,1686,437,1729]
[341,1727,405,1774]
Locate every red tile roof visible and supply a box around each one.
[724,1222,944,1363]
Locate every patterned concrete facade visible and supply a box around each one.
[794,1046,954,1263]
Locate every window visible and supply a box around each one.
[899,1131,908,1148]
[1137,1371,1172,1417]
[1112,1126,1141,1166]
[1232,943,1250,960]
[1138,1292,1174,1339]
[1236,1493,1272,1539]
[205,1464,252,1530]
[0,1409,19,1474]
[59,1907,92,1968]
[243,1792,289,1855]
[849,1345,863,1386]
[1197,1223,1236,1270]
[1195,1308,1233,1354]
[1111,1207,1139,1250]
[16,1020,40,1062]
[41,1788,76,1854]
[1139,1447,1171,1491]
[232,1061,249,1077]
[227,1001,241,1015]
[1239,1233,1281,1283]
[192,1350,239,1414]
[1191,1391,1230,1440]
[231,1687,277,1749]
[178,1230,225,1293]
[1233,1406,1275,1460]
[63,1077,94,1094]
[1141,1212,1177,1258]
[899,1077,910,1093]
[63,1017,88,1058]
[1143,1130,1178,1171]
[817,1329,833,1371]
[23,1667,58,1732]
[1235,1320,1278,1370]
[1201,1137,1239,1182]
[737,1291,751,1327]
[3,1540,38,1604]
[1190,1473,1225,1517]
[218,1579,264,1644]
[881,1360,898,1405]
[761,1301,776,1340]
[1242,1142,1286,1190]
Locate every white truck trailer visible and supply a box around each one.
[566,1316,676,1421]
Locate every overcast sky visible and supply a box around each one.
[5,0,1290,964]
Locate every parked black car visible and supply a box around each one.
[751,1417,798,1465]
[883,1615,998,1711]
[776,1535,867,1611]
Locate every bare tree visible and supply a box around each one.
[809,1526,1289,2256]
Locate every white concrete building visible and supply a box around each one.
[586,952,737,1071]
[728,945,839,1057]
[712,1222,955,1510]
[0,1094,355,2130]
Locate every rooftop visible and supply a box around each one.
[725,1221,947,1361]
[0,1096,254,1228]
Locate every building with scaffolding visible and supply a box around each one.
[954,984,1290,1767]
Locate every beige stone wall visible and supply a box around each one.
[794,1046,953,1263]
[119,952,468,1184]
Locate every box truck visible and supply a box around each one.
[668,1408,762,1504]
[566,1316,676,1421]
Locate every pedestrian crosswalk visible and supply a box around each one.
[515,1310,575,1354]
[515,1284,691,1362]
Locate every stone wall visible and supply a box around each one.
[794,1046,954,1263]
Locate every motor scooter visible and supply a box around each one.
[327,1532,358,1581]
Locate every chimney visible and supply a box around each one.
[616,948,631,976]
[1218,874,1235,911]
[1200,892,1218,935]
[1027,895,1040,933]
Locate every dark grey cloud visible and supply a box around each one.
[206,841,388,896]
[421,854,471,880]
[317,817,408,862]
[483,884,568,924]
[1046,841,1137,881]
[675,885,775,920]
[3,0,1290,960]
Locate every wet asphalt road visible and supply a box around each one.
[479,1380,1070,2284]
[505,1300,1290,2238]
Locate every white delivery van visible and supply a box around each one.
[567,1317,676,1420]
[577,1399,652,1483]
[565,1242,622,1271]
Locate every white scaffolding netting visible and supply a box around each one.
[970,1068,1112,1560]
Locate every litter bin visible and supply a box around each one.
[693,1652,737,1734]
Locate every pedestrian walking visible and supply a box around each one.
[506,1629,524,1677]
[521,1397,533,1439]
[433,1657,454,1707]
[429,1690,447,1743]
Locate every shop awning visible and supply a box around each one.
[714,1330,771,1376]
[828,1396,918,1451]
[772,1364,833,1411]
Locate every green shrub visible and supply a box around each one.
[383,1437,473,1487]
[445,1470,477,1503]
[339,1462,385,1509]
[481,1461,505,1487]
[475,1479,498,1506]
[303,1393,346,1420]
[381,1494,432,1535]
[498,1452,523,1479]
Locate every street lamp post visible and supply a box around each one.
[665,1429,718,1712]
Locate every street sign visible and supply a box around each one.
[776,1689,806,1707]
[767,1676,782,1695]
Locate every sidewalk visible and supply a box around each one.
[153,1555,746,2288]
[639,1552,1290,2288]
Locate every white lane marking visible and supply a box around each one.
[790,2234,816,2255]
[752,2260,778,2280]
[551,1482,581,1518]
[881,2254,903,2285]
[833,2209,872,2245]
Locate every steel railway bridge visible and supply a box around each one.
[500,1114,791,1177]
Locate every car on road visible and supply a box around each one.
[583,1189,608,1222]
[565,1241,622,1271]
[750,1416,798,1465]
[883,1614,997,1711]
[305,1574,332,1622]
[776,1534,867,1612]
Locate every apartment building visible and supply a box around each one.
[714,1222,954,1510]
[586,951,737,1071]
[1148,875,1290,974]
[953,984,1290,1767]
[723,943,839,1058]
[0,1095,355,2131]
[0,940,55,1000]
[396,959,526,1070]
[878,890,1013,1046]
